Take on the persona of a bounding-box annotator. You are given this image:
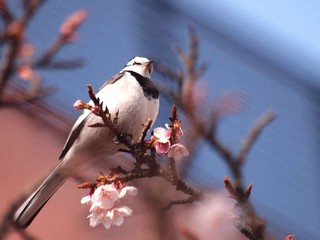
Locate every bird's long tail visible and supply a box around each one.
[13,162,69,229]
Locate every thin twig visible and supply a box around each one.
[0,0,44,100]
[236,111,276,166]
[168,158,178,182]
[36,9,87,67]
[138,119,153,144]
[87,84,119,137]
[164,196,196,210]
[154,62,183,83]
[155,83,179,102]
[156,29,275,240]
[0,0,14,25]
[82,85,203,209]
[35,58,84,69]
[0,35,21,100]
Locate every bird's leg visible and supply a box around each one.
[113,132,132,146]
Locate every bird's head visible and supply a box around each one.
[121,56,154,78]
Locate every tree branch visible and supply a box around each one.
[155,29,276,240]
[79,87,203,209]
[236,111,276,166]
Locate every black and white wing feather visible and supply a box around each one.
[59,72,126,160]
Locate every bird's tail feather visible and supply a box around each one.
[13,164,68,229]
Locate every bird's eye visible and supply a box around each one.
[133,61,142,66]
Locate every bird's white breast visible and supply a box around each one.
[96,71,159,141]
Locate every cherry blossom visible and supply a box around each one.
[88,205,107,228]
[153,127,171,154]
[90,184,119,209]
[154,141,171,155]
[175,192,243,240]
[152,124,189,160]
[81,183,137,230]
[168,143,189,161]
[80,194,92,205]
[153,127,171,139]
[104,207,133,229]
[119,186,138,198]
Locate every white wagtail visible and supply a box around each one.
[14,56,159,228]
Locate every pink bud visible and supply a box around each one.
[60,9,88,37]
[19,43,35,58]
[91,106,101,115]
[18,65,34,81]
[73,99,86,110]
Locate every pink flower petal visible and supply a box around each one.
[81,195,91,205]
[168,143,189,161]
[154,141,171,155]
[73,99,86,110]
[153,127,171,139]
[107,207,133,227]
[91,184,119,209]
[119,186,138,198]
[88,205,105,227]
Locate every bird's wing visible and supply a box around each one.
[59,72,126,160]
[59,112,89,160]
[98,71,125,91]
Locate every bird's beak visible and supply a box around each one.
[147,60,154,74]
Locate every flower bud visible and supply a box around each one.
[73,99,86,110]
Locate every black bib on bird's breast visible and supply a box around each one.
[126,71,159,100]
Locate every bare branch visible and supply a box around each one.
[36,9,87,67]
[0,25,22,100]
[154,62,183,83]
[155,83,179,102]
[156,29,276,240]
[245,183,253,200]
[138,118,153,144]
[36,58,84,69]
[164,196,196,210]
[0,0,44,100]
[0,0,14,24]
[236,111,276,166]
[224,176,237,199]
[79,85,204,210]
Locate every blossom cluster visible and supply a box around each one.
[152,123,189,161]
[75,99,191,230]
[81,183,137,229]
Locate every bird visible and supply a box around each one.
[14,56,159,228]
